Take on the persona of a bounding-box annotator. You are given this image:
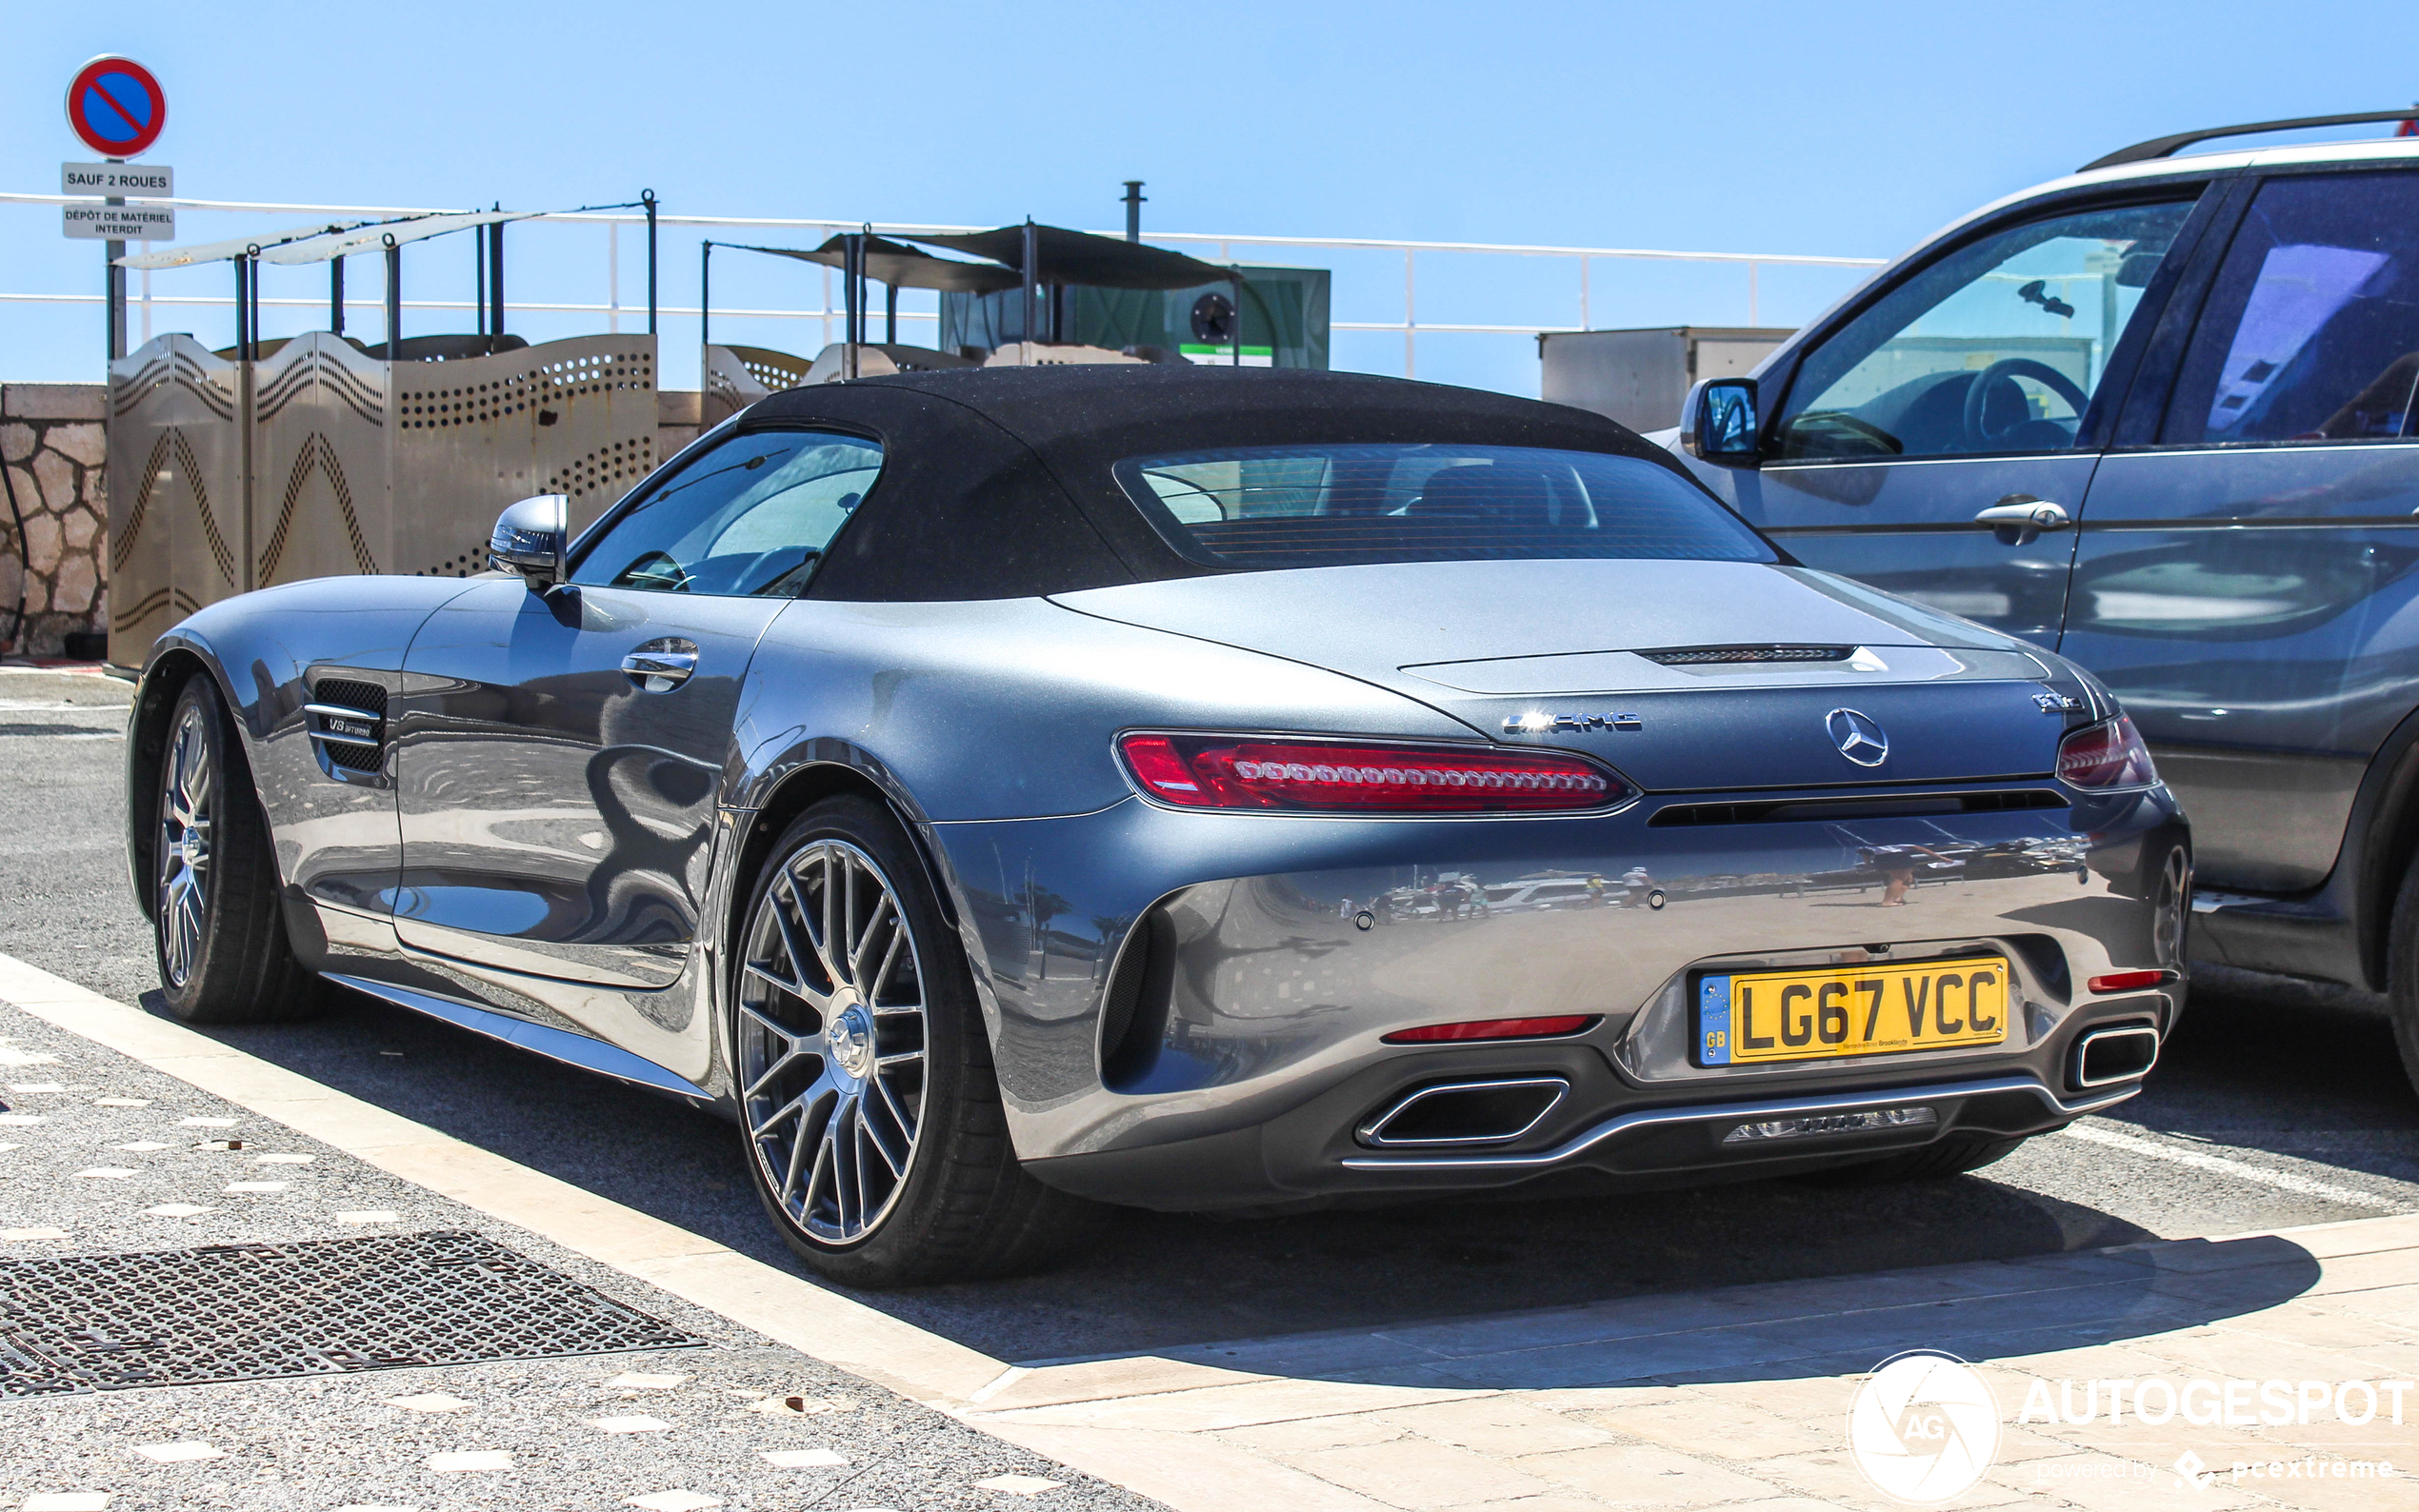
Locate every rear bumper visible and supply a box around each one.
[927,778,2187,1208]
[1025,1070,2137,1210]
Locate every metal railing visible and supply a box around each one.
[5,190,1887,381]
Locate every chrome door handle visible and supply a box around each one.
[621,648,697,692]
[1974,495,2070,546]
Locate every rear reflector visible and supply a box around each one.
[1118,733,1628,814]
[1382,1015,1597,1044]
[1723,1105,1937,1144]
[2088,969,2176,993]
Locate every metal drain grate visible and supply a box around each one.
[0,1231,704,1397]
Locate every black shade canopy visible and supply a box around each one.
[903,224,1233,290]
[694,366,1694,602]
[732,235,1023,294]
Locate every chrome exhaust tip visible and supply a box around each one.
[2072,1024,2160,1089]
[1358,1077,1569,1148]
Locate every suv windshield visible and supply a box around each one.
[1114,443,1775,570]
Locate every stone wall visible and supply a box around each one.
[0,384,705,664]
[0,385,108,660]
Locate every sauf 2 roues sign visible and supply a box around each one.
[63,56,173,242]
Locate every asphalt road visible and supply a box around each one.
[8,666,2415,1366]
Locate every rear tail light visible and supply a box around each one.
[1118,733,1629,814]
[1384,1015,1598,1044]
[2056,716,2158,790]
[2089,969,2177,994]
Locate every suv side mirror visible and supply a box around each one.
[490,494,568,590]
[1681,377,1760,464]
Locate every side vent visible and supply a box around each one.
[307,679,389,775]
[1099,907,1177,1090]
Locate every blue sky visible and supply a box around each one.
[8,1,2418,395]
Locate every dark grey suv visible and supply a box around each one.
[1668,110,2419,1091]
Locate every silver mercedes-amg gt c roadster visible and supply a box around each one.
[125,367,2189,1285]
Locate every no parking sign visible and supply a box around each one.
[67,55,167,159]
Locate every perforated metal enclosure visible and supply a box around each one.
[108,333,659,665]
[0,1231,702,1397]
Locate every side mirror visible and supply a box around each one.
[1681,377,1761,464]
[490,494,568,590]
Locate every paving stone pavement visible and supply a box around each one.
[0,999,1166,1512]
[951,1215,2419,1509]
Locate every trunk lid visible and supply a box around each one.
[1052,560,2089,791]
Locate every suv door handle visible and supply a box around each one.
[622,643,698,692]
[1974,495,2071,546]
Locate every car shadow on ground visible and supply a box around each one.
[1127,1230,2327,1399]
[183,983,2188,1364]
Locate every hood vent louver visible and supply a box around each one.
[1639,645,1854,666]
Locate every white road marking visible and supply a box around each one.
[114,1141,170,1151]
[608,1372,690,1389]
[255,1152,315,1164]
[0,1047,60,1066]
[386,1392,471,1413]
[223,1181,288,1193]
[10,1082,64,1092]
[134,1442,224,1462]
[2064,1123,2405,1211]
[0,1113,44,1124]
[92,1097,150,1106]
[592,1415,672,1434]
[176,1116,236,1127]
[335,1209,400,1224]
[625,1494,723,1512]
[73,1167,136,1179]
[2,1226,69,1240]
[145,1204,213,1218]
[25,1493,113,1511]
[762,1448,847,1467]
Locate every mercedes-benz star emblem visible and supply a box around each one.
[1827,707,1889,767]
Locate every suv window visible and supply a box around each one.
[1775,200,2195,460]
[568,428,881,597]
[2161,170,2419,446]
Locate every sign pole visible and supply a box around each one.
[105,160,127,362]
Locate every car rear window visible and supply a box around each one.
[1112,443,1775,570]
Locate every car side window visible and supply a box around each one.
[568,428,883,597]
[1774,200,2196,461]
[2160,171,2419,446]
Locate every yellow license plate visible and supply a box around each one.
[1695,956,2010,1066]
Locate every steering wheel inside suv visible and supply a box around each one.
[1962,358,2089,450]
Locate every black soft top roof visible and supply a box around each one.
[731,367,1689,602]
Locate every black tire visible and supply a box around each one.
[1802,1132,2030,1185]
[151,675,321,1025]
[732,796,1107,1287]
[2384,852,2419,1100]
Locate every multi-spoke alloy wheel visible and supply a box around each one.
[738,837,930,1245]
[730,798,1105,1285]
[157,701,216,988]
[147,675,319,1025]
